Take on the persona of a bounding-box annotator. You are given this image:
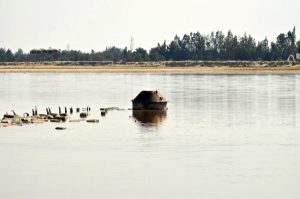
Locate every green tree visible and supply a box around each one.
[209,31,225,59]
[256,38,270,60]
[131,48,149,61]
[122,47,129,62]
[0,48,7,61]
[180,33,196,60]
[192,32,206,60]
[102,47,123,61]
[274,27,297,59]
[224,31,239,60]
[14,49,24,61]
[288,26,297,54]
[270,42,281,60]
[297,40,300,53]
[238,34,256,60]
[149,46,165,61]
[158,41,168,60]
[6,49,14,61]
[0,28,298,62]
[168,35,182,60]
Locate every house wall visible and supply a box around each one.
[132,102,167,110]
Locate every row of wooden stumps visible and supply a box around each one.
[0,106,99,129]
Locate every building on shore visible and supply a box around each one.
[296,53,300,61]
[30,48,59,55]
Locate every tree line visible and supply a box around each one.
[1,27,300,62]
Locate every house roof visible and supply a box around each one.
[132,91,166,103]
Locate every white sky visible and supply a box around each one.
[0,0,299,52]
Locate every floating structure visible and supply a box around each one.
[132,90,168,110]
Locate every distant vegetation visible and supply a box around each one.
[0,27,300,62]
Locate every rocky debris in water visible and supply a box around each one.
[1,119,12,126]
[87,119,99,123]
[1,106,72,127]
[3,114,15,119]
[55,127,66,130]
[80,112,89,118]
[0,123,9,128]
[80,107,91,118]
[100,107,125,111]
[1,105,125,128]
[55,115,68,122]
[101,110,107,116]
[87,106,91,112]
[50,119,63,123]
[69,119,81,123]
[100,107,125,117]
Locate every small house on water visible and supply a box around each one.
[132,91,168,110]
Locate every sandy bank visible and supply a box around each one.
[1,65,300,74]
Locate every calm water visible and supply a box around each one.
[0,73,300,199]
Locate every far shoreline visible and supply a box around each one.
[1,65,300,74]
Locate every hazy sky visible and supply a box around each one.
[0,0,299,52]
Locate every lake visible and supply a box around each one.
[0,73,300,199]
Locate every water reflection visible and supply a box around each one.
[132,110,167,127]
[1,74,300,199]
